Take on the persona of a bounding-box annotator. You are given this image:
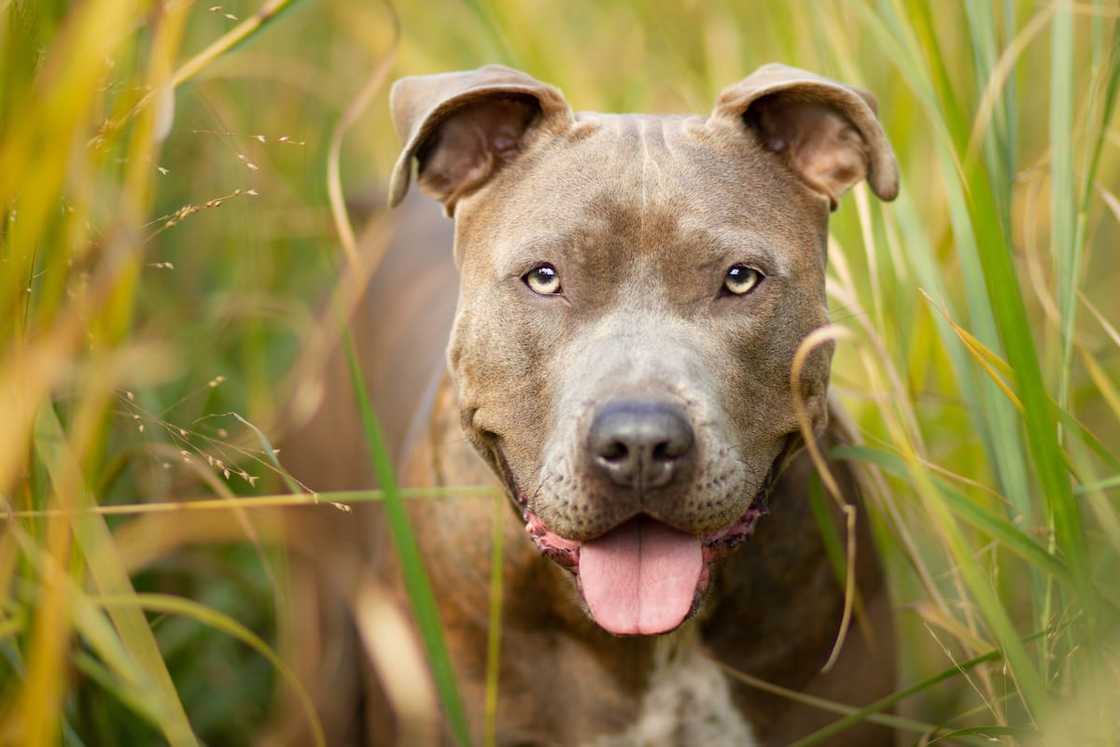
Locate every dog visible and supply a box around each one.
[284,62,899,746]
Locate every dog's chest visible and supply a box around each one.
[589,638,757,747]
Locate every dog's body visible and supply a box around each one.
[284,64,900,745]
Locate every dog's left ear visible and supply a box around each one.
[388,65,572,213]
[711,63,899,209]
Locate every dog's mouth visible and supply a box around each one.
[523,503,764,636]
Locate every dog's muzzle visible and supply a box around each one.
[515,398,772,637]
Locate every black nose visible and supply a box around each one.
[588,401,695,490]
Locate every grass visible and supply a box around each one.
[1,0,1119,744]
[345,332,471,746]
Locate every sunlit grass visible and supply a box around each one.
[1,0,1118,745]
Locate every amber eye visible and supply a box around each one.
[524,263,562,295]
[722,264,763,296]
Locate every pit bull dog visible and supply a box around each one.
[286,62,900,746]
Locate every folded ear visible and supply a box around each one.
[711,63,899,209]
[388,65,572,213]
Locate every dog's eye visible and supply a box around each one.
[524,264,562,295]
[722,264,763,296]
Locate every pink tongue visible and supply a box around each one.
[578,517,703,635]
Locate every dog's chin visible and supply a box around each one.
[523,502,765,637]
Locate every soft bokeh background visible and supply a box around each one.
[1,0,1119,745]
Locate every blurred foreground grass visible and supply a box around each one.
[1,0,1120,745]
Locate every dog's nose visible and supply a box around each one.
[588,401,695,489]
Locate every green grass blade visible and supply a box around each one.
[963,1,1012,224]
[1079,22,1120,212]
[953,0,1091,656]
[788,627,1055,747]
[344,331,473,747]
[924,725,1027,745]
[0,485,500,520]
[93,593,325,747]
[862,2,1035,528]
[714,659,967,741]
[1052,0,1077,409]
[833,446,1071,584]
[1077,475,1120,494]
[808,476,847,589]
[857,6,1063,713]
[34,404,199,747]
[170,0,308,89]
[967,108,1091,628]
[72,651,163,733]
[4,521,154,745]
[483,492,505,747]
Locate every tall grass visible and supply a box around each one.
[1,1,1118,745]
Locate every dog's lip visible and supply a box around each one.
[523,503,764,634]
[521,501,766,572]
[524,512,582,568]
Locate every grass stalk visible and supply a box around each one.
[1053,0,1077,411]
[788,628,1057,747]
[34,405,198,746]
[482,492,505,747]
[344,332,472,747]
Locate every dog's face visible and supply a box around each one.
[390,65,897,635]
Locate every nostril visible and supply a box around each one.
[652,405,695,461]
[651,440,674,462]
[599,440,629,463]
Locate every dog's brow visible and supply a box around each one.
[520,234,574,253]
[686,226,783,274]
[518,234,579,261]
[495,233,581,274]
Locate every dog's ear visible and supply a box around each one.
[711,63,899,209]
[388,65,572,213]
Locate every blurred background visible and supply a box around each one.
[1,0,1118,744]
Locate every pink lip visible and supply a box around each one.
[525,512,582,567]
[521,503,765,570]
[523,503,764,633]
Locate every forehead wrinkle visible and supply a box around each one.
[639,117,649,256]
[677,220,784,272]
[639,117,676,257]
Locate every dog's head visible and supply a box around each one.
[389,64,897,635]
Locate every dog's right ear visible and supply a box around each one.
[388,65,572,214]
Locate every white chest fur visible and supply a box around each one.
[590,630,757,747]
